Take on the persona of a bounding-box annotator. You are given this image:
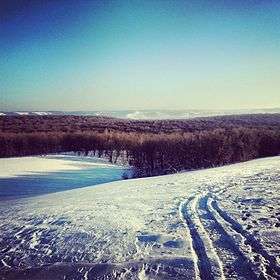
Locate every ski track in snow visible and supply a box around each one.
[0,156,280,279]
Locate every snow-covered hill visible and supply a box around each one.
[0,156,280,279]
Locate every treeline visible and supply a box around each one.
[1,125,280,177]
[129,128,280,176]
[1,114,280,134]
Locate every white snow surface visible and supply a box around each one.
[15,112,29,115]
[0,156,280,279]
[0,155,118,178]
[32,111,52,116]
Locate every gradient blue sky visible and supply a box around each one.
[1,0,280,111]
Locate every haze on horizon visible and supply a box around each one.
[1,0,280,112]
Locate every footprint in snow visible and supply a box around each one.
[163,239,184,248]
[137,234,160,243]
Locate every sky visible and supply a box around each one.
[0,0,280,111]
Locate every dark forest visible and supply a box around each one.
[1,114,280,177]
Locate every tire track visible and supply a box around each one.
[211,198,280,279]
[198,195,258,279]
[179,191,279,280]
[179,196,223,280]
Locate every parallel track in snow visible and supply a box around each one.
[179,195,224,280]
[211,198,280,279]
[179,193,280,280]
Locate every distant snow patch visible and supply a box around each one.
[126,111,148,119]
[33,112,52,116]
[15,112,29,115]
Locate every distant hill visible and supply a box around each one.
[1,108,280,119]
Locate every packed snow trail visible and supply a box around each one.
[0,156,280,279]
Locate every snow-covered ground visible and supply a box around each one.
[0,156,119,178]
[0,155,127,199]
[0,156,279,279]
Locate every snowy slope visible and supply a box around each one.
[0,156,120,178]
[0,156,280,279]
[0,155,127,199]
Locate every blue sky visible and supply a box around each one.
[1,0,280,111]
